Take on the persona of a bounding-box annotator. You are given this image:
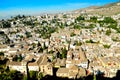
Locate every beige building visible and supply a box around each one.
[37,54,53,75]
[8,54,53,76]
[57,68,69,78]
[8,61,27,73]
[66,49,88,69]
[28,62,39,71]
[57,65,86,79]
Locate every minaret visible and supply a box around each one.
[21,60,27,74]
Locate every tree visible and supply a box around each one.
[93,75,96,80]
[86,39,95,43]
[13,21,16,25]
[90,16,97,22]
[60,48,67,59]
[29,71,38,80]
[0,58,8,65]
[0,52,4,56]
[23,75,27,80]
[5,66,10,72]
[70,32,76,37]
[63,14,67,18]
[74,24,81,30]
[64,22,68,26]
[23,18,34,26]
[48,50,54,54]
[103,17,116,23]
[42,20,48,25]
[60,23,64,29]
[76,16,85,21]
[52,55,56,61]
[38,72,44,80]
[0,70,23,80]
[17,54,23,62]
[9,70,23,80]
[38,47,43,53]
[22,15,26,18]
[103,44,111,49]
[25,32,32,38]
[57,52,61,58]
[105,29,111,36]
[2,21,11,28]
[43,42,48,50]
[75,41,82,46]
[12,54,23,62]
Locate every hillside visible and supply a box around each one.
[74,2,120,16]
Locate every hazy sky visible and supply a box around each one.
[0,0,117,19]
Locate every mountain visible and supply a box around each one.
[74,2,120,16]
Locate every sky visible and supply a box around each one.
[0,0,118,19]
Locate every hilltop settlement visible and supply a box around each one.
[0,2,120,80]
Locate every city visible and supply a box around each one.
[0,1,120,80]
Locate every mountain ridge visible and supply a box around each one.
[73,2,120,16]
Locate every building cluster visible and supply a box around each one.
[0,10,120,79]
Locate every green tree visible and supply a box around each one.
[0,70,23,80]
[60,23,64,29]
[60,48,67,59]
[38,47,43,53]
[90,16,97,22]
[70,32,76,37]
[89,24,95,29]
[93,75,96,80]
[103,17,116,23]
[23,21,33,26]
[2,21,11,28]
[86,39,95,43]
[75,41,82,46]
[25,32,32,38]
[12,54,23,62]
[38,72,44,80]
[63,14,67,18]
[76,16,85,21]
[42,20,48,25]
[103,44,111,49]
[105,29,111,36]
[23,75,27,80]
[29,71,38,80]
[43,42,48,50]
[74,24,81,30]
[17,54,23,62]
[0,52,4,56]
[48,50,54,54]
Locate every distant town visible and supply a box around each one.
[0,2,120,80]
